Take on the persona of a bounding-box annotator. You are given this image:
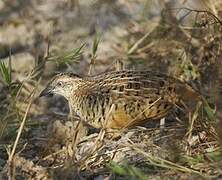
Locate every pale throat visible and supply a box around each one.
[61,84,77,100]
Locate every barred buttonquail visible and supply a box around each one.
[40,70,199,129]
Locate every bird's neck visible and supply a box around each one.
[67,80,93,118]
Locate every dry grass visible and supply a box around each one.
[0,0,222,179]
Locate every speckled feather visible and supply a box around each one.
[66,70,198,129]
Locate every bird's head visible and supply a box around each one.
[39,73,84,100]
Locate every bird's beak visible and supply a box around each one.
[39,86,54,97]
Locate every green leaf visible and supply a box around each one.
[47,43,85,64]
[206,150,222,162]
[108,161,127,176]
[107,161,147,180]
[92,34,101,57]
[203,98,215,121]
[0,61,12,86]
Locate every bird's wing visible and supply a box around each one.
[91,70,179,103]
[83,70,199,129]
[83,71,175,128]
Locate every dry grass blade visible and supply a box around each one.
[127,25,155,55]
[7,79,40,180]
[69,120,85,159]
[0,1,222,179]
[186,101,202,142]
[127,140,212,178]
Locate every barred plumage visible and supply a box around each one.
[40,70,199,129]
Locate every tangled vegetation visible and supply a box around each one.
[0,1,222,179]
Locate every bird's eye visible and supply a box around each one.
[57,81,63,86]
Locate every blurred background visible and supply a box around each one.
[0,0,222,179]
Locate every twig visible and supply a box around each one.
[169,7,222,26]
[127,28,154,55]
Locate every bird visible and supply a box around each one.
[39,70,199,129]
